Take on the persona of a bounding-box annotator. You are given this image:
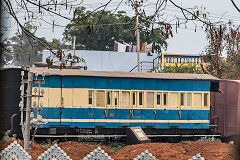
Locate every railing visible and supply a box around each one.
[130,56,160,72]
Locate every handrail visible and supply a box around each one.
[129,55,160,72]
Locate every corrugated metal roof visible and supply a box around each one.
[29,68,219,81]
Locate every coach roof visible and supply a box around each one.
[29,68,219,81]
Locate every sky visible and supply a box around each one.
[2,0,240,55]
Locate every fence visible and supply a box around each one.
[0,141,204,160]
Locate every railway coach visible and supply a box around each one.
[30,68,220,136]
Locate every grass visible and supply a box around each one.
[180,140,191,145]
[84,141,126,152]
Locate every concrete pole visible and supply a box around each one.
[24,72,33,151]
[135,0,141,72]
[20,71,25,126]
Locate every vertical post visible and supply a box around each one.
[135,0,140,72]
[20,71,25,125]
[73,36,76,55]
[153,58,154,70]
[24,72,33,151]
[37,82,40,117]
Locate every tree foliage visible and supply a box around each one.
[1,0,218,67]
[156,63,203,74]
[202,25,240,79]
[3,30,44,67]
[63,7,167,52]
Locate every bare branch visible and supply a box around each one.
[230,0,240,13]
[168,0,211,25]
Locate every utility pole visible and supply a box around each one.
[20,71,46,152]
[20,71,25,126]
[135,0,140,72]
[24,72,33,151]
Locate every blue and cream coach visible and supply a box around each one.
[30,68,219,136]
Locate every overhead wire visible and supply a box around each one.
[4,0,240,22]
[2,1,239,34]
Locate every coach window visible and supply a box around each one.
[139,92,143,106]
[132,92,136,106]
[114,91,119,107]
[204,93,208,107]
[193,93,202,108]
[156,93,161,106]
[88,90,94,105]
[122,91,130,107]
[147,92,154,108]
[187,93,192,106]
[107,91,112,105]
[96,91,105,107]
[180,93,184,106]
[163,93,168,107]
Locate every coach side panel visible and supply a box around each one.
[33,76,210,129]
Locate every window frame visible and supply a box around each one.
[88,90,94,106]
[193,92,202,108]
[106,91,112,106]
[203,93,208,108]
[113,91,119,107]
[132,91,137,107]
[96,90,106,107]
[138,92,144,106]
[156,92,161,107]
[146,91,154,108]
[186,93,192,107]
[121,90,130,108]
[180,92,185,106]
[163,92,168,107]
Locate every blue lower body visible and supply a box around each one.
[37,108,210,129]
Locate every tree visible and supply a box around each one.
[202,25,240,79]
[50,39,71,50]
[1,0,217,67]
[156,63,203,74]
[3,33,43,67]
[2,23,44,67]
[63,7,167,52]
